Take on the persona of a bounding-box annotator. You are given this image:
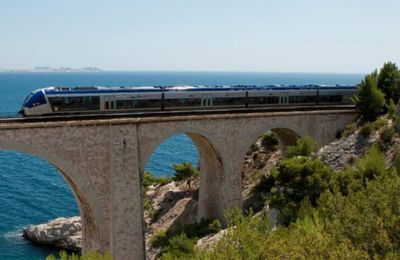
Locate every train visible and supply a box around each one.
[20,85,357,116]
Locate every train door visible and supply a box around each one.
[201,94,213,108]
[104,96,116,111]
[279,94,289,105]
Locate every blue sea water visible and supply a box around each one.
[0,71,364,259]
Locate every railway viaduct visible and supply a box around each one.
[0,108,356,259]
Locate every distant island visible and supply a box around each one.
[0,66,102,73]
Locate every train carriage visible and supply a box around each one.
[20,85,357,116]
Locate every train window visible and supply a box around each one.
[164,98,201,107]
[116,99,162,109]
[319,95,342,103]
[247,96,279,105]
[213,97,246,106]
[288,96,316,103]
[49,96,100,111]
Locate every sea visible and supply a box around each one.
[0,71,364,259]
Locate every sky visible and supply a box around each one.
[0,0,399,73]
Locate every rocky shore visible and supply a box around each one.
[22,216,82,253]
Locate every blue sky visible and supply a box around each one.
[0,0,399,72]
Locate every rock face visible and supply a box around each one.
[318,129,376,171]
[22,216,82,253]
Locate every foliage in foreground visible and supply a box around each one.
[151,219,221,259]
[46,251,111,260]
[174,148,400,259]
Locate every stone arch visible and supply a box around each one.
[0,140,101,254]
[239,126,303,161]
[239,126,302,212]
[270,128,301,151]
[140,130,224,222]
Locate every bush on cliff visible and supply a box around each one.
[46,251,111,260]
[191,149,400,259]
[143,171,172,188]
[152,219,221,259]
[285,136,316,158]
[172,162,199,190]
[261,131,279,150]
[353,72,385,121]
[264,157,334,224]
[377,61,400,103]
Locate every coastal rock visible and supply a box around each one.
[22,216,82,253]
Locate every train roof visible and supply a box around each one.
[42,84,357,94]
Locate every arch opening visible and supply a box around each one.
[142,132,223,244]
[241,128,301,214]
[0,144,100,259]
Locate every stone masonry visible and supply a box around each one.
[0,109,356,259]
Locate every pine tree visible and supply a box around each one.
[352,72,385,121]
[377,62,400,102]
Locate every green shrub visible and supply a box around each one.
[377,61,400,102]
[261,157,334,224]
[377,126,395,150]
[199,210,271,260]
[143,171,172,188]
[143,195,153,213]
[371,117,387,130]
[250,142,259,152]
[355,146,387,182]
[388,98,397,119]
[352,72,385,121]
[359,123,373,137]
[161,233,196,260]
[261,131,279,150]
[152,219,222,258]
[194,161,400,259]
[46,251,111,260]
[285,136,316,158]
[150,229,168,248]
[393,152,400,174]
[172,162,199,181]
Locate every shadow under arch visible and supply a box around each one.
[0,141,101,254]
[270,127,301,151]
[142,131,224,223]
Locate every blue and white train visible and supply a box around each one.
[20,85,357,116]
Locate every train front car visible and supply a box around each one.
[20,88,52,116]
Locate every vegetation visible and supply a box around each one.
[172,162,199,190]
[46,251,111,260]
[163,142,400,259]
[151,219,221,259]
[377,125,395,151]
[352,72,385,121]
[261,131,279,150]
[388,98,397,119]
[359,122,372,137]
[143,171,172,188]
[285,136,316,158]
[377,61,400,102]
[352,62,400,121]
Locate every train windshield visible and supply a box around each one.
[23,90,47,108]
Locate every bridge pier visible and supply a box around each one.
[109,124,145,259]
